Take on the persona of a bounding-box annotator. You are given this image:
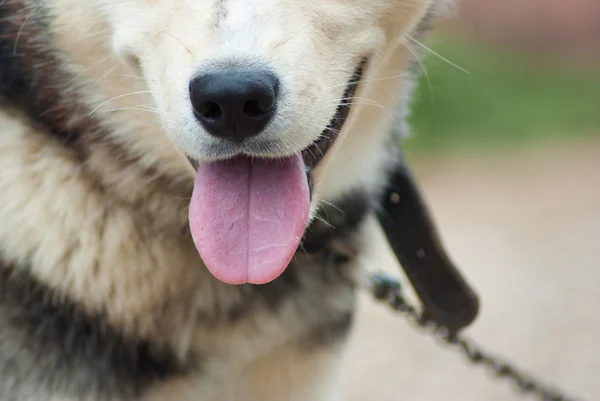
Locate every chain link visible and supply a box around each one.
[367,273,587,401]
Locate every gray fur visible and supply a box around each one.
[0,0,442,399]
[0,212,365,400]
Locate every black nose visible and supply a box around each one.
[189,70,279,143]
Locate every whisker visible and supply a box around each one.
[88,90,156,116]
[327,96,388,107]
[318,200,345,215]
[105,73,146,80]
[65,55,116,86]
[403,40,434,108]
[324,100,394,118]
[13,4,38,55]
[405,35,471,75]
[312,215,334,229]
[165,31,192,55]
[323,70,411,91]
[272,27,306,52]
[304,146,317,161]
[97,106,160,115]
[64,63,122,95]
[311,123,356,147]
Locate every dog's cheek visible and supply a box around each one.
[102,2,172,70]
[112,37,143,76]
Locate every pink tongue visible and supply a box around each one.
[189,154,310,285]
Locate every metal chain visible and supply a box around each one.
[367,272,587,401]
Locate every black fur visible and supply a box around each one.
[0,186,371,398]
[304,311,354,347]
[302,191,371,255]
[0,1,83,145]
[0,261,188,400]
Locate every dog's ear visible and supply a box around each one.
[376,158,479,332]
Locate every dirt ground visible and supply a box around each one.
[341,138,600,401]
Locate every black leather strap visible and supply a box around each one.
[376,162,479,332]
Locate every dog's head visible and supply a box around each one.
[97,0,434,158]
[53,0,442,284]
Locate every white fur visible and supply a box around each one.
[0,0,442,399]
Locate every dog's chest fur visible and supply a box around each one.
[0,107,370,400]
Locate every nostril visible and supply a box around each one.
[196,101,222,121]
[242,98,272,118]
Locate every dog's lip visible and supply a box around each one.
[302,59,367,170]
[186,58,368,173]
[187,156,200,171]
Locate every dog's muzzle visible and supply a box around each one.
[302,59,367,171]
[185,58,368,286]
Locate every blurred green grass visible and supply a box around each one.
[403,32,600,156]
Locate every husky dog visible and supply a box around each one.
[0,0,457,400]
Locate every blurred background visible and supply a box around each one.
[342,1,600,400]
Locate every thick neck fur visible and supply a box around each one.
[0,1,447,400]
[0,0,440,364]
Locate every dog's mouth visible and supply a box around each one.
[188,60,366,286]
[301,60,366,170]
